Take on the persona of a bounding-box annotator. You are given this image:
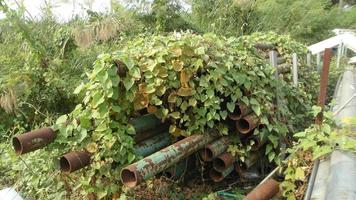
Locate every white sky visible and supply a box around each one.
[1,0,113,22]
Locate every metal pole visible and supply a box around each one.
[293,53,298,86]
[269,51,278,78]
[337,44,342,68]
[307,53,311,68]
[315,48,333,125]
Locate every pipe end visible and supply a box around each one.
[121,168,138,188]
[213,157,227,172]
[60,156,71,172]
[12,136,23,155]
[199,148,213,162]
[236,118,251,134]
[209,169,223,182]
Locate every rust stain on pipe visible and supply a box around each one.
[236,114,259,134]
[199,136,230,162]
[60,151,91,173]
[12,127,56,155]
[209,165,234,182]
[213,152,236,172]
[229,103,250,120]
[121,133,217,187]
[244,179,279,200]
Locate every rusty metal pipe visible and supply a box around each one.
[134,132,171,157]
[213,152,236,172]
[60,151,91,173]
[246,136,264,151]
[199,136,230,162]
[12,127,56,155]
[134,123,169,143]
[209,165,234,182]
[244,178,280,200]
[130,114,162,134]
[236,114,259,134]
[121,133,217,187]
[229,103,251,120]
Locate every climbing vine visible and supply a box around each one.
[5,32,318,199]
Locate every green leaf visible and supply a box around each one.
[170,112,181,119]
[129,67,141,79]
[86,142,98,153]
[128,153,136,163]
[91,92,105,108]
[206,89,214,99]
[227,102,235,113]
[195,47,205,55]
[268,151,275,162]
[220,110,228,120]
[252,104,261,116]
[250,98,259,105]
[73,83,85,94]
[123,77,135,90]
[268,135,279,148]
[122,55,134,69]
[56,115,68,125]
[295,167,305,180]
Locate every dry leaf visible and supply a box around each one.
[134,92,149,110]
[172,60,184,72]
[177,87,195,97]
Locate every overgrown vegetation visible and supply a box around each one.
[0,0,355,199]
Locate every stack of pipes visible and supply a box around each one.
[11,43,287,189]
[12,114,173,173]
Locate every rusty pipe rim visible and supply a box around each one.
[209,168,224,182]
[121,168,139,188]
[228,103,248,121]
[213,153,233,172]
[12,137,23,155]
[60,151,91,173]
[199,148,214,162]
[236,118,252,134]
[12,127,56,155]
[236,115,258,134]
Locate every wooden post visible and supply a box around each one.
[292,53,298,86]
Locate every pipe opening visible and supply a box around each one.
[12,137,23,155]
[213,158,227,172]
[60,156,71,172]
[162,171,173,179]
[209,169,223,182]
[229,106,242,120]
[236,119,250,134]
[199,148,213,161]
[121,169,138,187]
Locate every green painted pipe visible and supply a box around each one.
[130,114,161,134]
[134,132,171,157]
[121,133,217,187]
[199,136,230,162]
